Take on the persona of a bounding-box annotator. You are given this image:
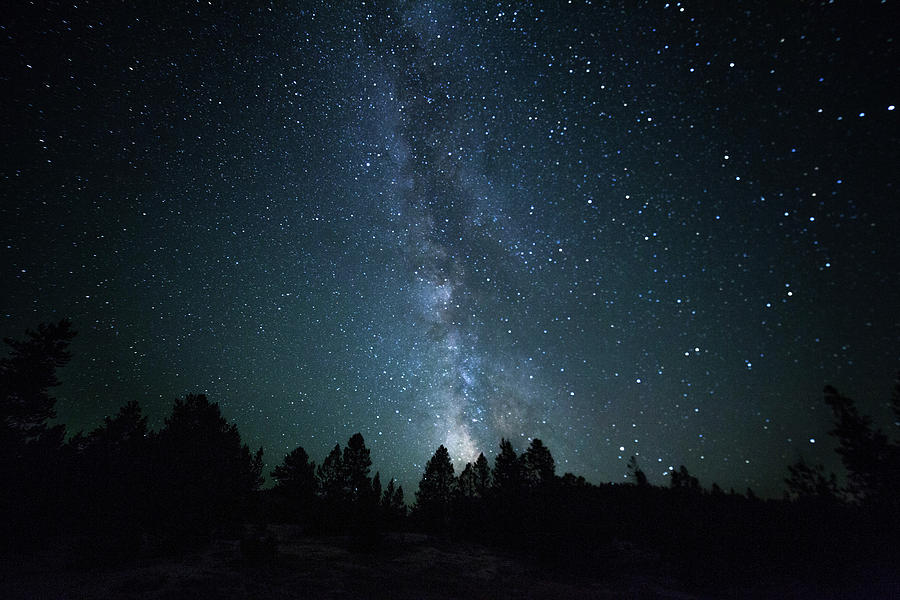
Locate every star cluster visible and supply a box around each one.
[3,1,898,495]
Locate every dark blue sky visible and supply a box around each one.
[3,1,898,496]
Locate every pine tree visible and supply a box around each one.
[1,319,76,454]
[670,465,699,490]
[627,455,649,487]
[492,438,520,495]
[85,401,148,451]
[785,458,838,499]
[342,433,373,503]
[271,446,317,505]
[472,452,492,497]
[82,400,150,479]
[372,471,382,501]
[317,443,344,502]
[73,400,151,552]
[382,478,406,521]
[458,462,476,498]
[154,394,263,535]
[521,438,555,487]
[823,385,894,503]
[416,445,457,526]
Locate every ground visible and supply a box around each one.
[1,525,893,599]
[0,525,710,599]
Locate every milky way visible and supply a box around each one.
[2,1,898,495]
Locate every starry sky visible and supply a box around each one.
[3,1,898,496]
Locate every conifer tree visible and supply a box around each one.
[472,452,492,497]
[670,465,699,490]
[317,443,344,502]
[458,462,476,498]
[785,458,838,499]
[154,394,263,535]
[1,319,76,454]
[382,478,406,521]
[521,438,555,487]
[627,455,649,487]
[271,445,317,504]
[83,400,150,475]
[370,471,382,509]
[492,438,520,495]
[342,432,373,503]
[823,385,895,503]
[72,400,151,550]
[416,445,457,526]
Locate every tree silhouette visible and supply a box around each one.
[371,471,382,505]
[154,394,263,538]
[416,444,457,527]
[342,432,373,503]
[670,465,699,490]
[627,455,649,487]
[1,319,76,543]
[558,472,588,488]
[317,443,344,503]
[458,462,477,498]
[492,438,520,495]
[309,436,379,532]
[472,452,492,497]
[78,401,150,488]
[823,385,897,504]
[382,478,406,523]
[71,400,151,556]
[271,445,317,512]
[521,438,555,487]
[454,453,491,532]
[87,401,148,448]
[785,457,839,500]
[1,319,76,453]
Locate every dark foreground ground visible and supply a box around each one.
[1,525,895,599]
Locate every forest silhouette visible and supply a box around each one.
[2,319,898,596]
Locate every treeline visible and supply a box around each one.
[0,319,404,558]
[395,378,900,584]
[2,320,898,586]
[0,320,266,558]
[263,433,407,533]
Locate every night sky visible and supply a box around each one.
[3,1,898,497]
